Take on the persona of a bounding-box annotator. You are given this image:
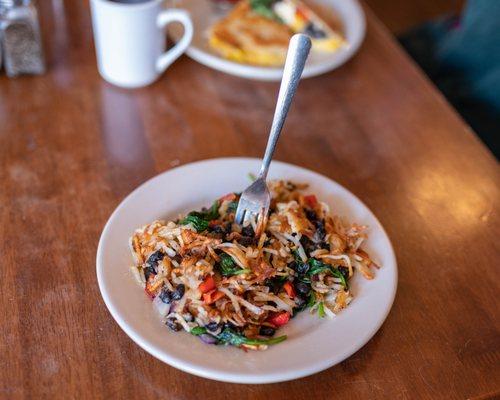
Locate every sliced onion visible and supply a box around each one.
[153,295,171,317]
[219,287,242,315]
[199,334,218,345]
[323,305,337,319]
[237,297,263,316]
[253,292,292,313]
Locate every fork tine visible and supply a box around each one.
[235,202,246,225]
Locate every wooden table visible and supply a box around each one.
[1,1,498,399]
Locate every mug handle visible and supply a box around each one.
[156,9,193,73]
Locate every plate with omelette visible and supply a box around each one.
[168,0,365,80]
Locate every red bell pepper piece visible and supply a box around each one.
[199,275,216,293]
[304,195,318,208]
[283,282,295,298]
[268,311,291,327]
[203,290,225,305]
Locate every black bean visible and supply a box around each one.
[211,224,226,234]
[314,219,326,242]
[259,326,276,337]
[290,261,309,275]
[171,284,185,300]
[294,295,307,309]
[338,266,349,281]
[223,322,241,333]
[297,262,310,275]
[295,281,310,296]
[265,278,283,294]
[305,208,317,222]
[206,322,220,332]
[304,22,326,38]
[146,250,165,272]
[159,287,172,304]
[165,318,181,332]
[238,236,256,247]
[241,225,255,237]
[143,266,156,281]
[300,235,319,254]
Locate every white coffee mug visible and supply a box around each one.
[90,0,193,88]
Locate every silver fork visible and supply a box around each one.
[235,34,311,231]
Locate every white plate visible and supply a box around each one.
[96,158,397,383]
[169,0,366,81]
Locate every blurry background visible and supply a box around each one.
[366,0,499,158]
[365,0,464,33]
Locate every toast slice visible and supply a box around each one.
[209,1,292,66]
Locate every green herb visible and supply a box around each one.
[307,259,348,289]
[187,200,220,221]
[249,0,281,21]
[180,215,209,232]
[318,302,325,318]
[307,259,331,276]
[180,200,220,232]
[218,254,251,276]
[307,291,316,308]
[332,269,348,288]
[190,326,207,336]
[227,201,238,213]
[248,172,257,182]
[217,328,287,347]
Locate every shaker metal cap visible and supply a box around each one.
[0,0,26,9]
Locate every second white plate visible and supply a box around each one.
[169,0,366,81]
[96,158,397,383]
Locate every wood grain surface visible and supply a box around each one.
[0,1,499,399]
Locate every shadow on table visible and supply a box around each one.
[97,82,157,198]
[116,324,393,399]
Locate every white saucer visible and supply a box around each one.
[96,158,397,383]
[169,0,366,81]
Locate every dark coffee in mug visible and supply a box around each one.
[108,0,152,3]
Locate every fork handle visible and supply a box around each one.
[259,34,311,179]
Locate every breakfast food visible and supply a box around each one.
[129,180,378,350]
[209,0,346,66]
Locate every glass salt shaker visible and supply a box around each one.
[0,0,45,77]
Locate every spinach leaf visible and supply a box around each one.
[218,254,251,276]
[307,259,331,276]
[331,269,348,288]
[217,328,287,347]
[180,215,209,232]
[307,291,316,308]
[318,302,325,318]
[190,326,207,336]
[187,200,219,221]
[307,259,349,289]
[180,200,220,232]
[227,201,238,213]
[249,0,281,21]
